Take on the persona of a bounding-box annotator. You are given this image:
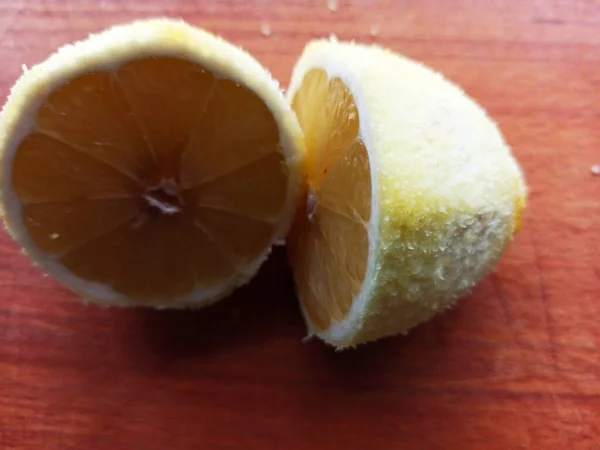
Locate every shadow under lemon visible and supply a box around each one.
[114,247,305,362]
[113,246,501,373]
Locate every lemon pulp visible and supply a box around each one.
[12,56,288,303]
[289,69,371,330]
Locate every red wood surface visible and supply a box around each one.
[1,0,599,449]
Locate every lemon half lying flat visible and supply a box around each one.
[0,19,303,307]
[287,40,526,348]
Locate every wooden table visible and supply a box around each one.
[1,0,599,448]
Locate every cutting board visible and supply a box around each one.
[1,1,599,448]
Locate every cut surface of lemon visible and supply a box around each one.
[287,40,526,348]
[0,19,303,307]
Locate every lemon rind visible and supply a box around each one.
[288,39,527,348]
[0,18,305,307]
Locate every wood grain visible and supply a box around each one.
[1,0,599,448]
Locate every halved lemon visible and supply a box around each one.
[0,19,303,307]
[287,40,526,348]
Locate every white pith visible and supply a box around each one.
[287,42,380,345]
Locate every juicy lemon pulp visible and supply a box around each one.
[12,56,288,303]
[289,69,371,330]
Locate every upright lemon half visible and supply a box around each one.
[288,40,526,348]
[0,19,303,307]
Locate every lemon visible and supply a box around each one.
[287,39,526,348]
[0,18,303,307]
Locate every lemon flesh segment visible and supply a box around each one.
[287,40,527,348]
[0,19,304,307]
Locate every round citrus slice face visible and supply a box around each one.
[0,19,303,307]
[287,40,527,348]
